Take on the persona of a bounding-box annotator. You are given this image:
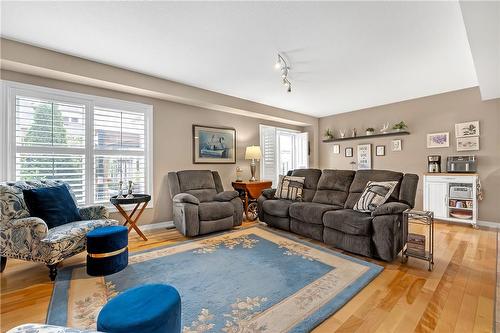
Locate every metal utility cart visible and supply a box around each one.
[402,209,434,271]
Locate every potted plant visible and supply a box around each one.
[324,128,334,140]
[365,127,375,135]
[392,121,408,132]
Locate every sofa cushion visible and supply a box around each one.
[345,170,403,209]
[198,201,234,221]
[22,185,81,229]
[0,184,30,223]
[323,209,373,236]
[312,170,355,206]
[275,175,305,201]
[262,199,293,218]
[290,169,322,202]
[289,202,341,225]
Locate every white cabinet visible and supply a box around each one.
[423,174,478,227]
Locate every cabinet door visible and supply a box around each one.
[425,182,448,218]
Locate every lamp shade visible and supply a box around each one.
[245,146,262,160]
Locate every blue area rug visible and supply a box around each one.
[48,226,382,332]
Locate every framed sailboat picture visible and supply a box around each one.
[193,125,236,164]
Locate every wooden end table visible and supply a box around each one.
[110,194,151,241]
[232,180,272,221]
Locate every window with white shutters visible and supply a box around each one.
[93,107,146,204]
[3,82,153,207]
[259,124,309,187]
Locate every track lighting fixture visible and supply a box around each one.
[274,53,292,93]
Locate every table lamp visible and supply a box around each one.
[245,145,261,182]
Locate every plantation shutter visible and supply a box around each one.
[259,125,277,187]
[15,96,86,203]
[93,107,146,203]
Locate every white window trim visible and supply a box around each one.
[1,80,154,210]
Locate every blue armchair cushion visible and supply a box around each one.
[22,185,81,229]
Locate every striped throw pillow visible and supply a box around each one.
[274,175,306,201]
[353,181,398,213]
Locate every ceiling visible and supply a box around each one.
[1,1,479,117]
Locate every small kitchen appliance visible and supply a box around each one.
[447,155,477,173]
[427,155,441,173]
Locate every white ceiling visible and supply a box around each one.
[1,1,479,117]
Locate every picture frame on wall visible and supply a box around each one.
[457,136,479,151]
[193,125,236,164]
[333,144,340,154]
[345,147,353,157]
[357,144,372,170]
[376,145,385,156]
[391,139,402,151]
[427,132,449,148]
[455,121,479,138]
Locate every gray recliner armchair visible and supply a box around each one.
[167,170,243,236]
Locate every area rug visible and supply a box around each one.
[48,226,382,332]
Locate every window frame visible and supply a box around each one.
[1,80,154,208]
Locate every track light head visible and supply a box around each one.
[276,53,292,93]
[287,84,292,93]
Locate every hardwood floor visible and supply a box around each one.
[0,221,496,332]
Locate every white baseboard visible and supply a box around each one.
[477,220,500,229]
[140,221,175,231]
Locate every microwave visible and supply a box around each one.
[450,184,473,199]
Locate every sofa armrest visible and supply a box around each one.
[173,193,200,205]
[371,202,410,217]
[261,188,276,199]
[1,217,49,259]
[214,190,239,202]
[79,205,109,220]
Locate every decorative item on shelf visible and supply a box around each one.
[324,128,334,140]
[339,129,346,138]
[126,180,134,199]
[351,128,357,137]
[380,123,390,133]
[365,128,375,135]
[427,132,450,148]
[235,167,243,182]
[117,180,125,199]
[245,145,261,182]
[357,144,372,170]
[345,147,353,157]
[392,139,402,151]
[333,144,340,154]
[274,53,292,93]
[193,125,236,164]
[392,121,408,132]
[376,145,385,156]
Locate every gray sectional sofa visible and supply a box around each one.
[257,169,419,261]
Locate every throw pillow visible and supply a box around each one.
[23,185,81,229]
[274,175,306,201]
[353,181,399,213]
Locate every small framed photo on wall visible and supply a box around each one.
[391,139,402,151]
[376,145,385,156]
[427,132,449,148]
[333,144,340,154]
[345,147,353,157]
[357,144,372,170]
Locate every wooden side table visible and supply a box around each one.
[232,180,272,221]
[110,194,151,241]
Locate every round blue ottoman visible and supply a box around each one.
[97,284,181,333]
[86,226,128,276]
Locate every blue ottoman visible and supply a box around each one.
[97,284,181,333]
[86,226,128,276]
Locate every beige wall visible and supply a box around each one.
[1,70,309,225]
[319,87,500,223]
